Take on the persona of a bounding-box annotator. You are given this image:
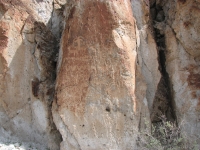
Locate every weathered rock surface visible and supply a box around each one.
[53,0,147,149]
[0,0,62,149]
[162,0,200,145]
[0,0,200,149]
[131,0,161,118]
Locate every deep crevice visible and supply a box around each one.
[149,0,176,123]
[32,2,66,149]
[33,21,63,149]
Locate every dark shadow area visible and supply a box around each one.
[0,1,64,149]
[149,0,176,123]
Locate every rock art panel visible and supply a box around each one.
[57,36,90,114]
[53,0,146,149]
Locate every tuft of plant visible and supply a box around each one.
[137,115,199,150]
[150,115,182,150]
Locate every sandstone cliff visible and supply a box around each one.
[0,0,199,149]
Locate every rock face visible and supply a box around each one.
[0,0,62,149]
[52,0,145,149]
[0,0,200,149]
[162,0,200,144]
[149,0,200,145]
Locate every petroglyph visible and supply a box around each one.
[57,36,90,114]
[54,1,140,149]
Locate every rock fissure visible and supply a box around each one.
[150,0,176,123]
[1,0,200,149]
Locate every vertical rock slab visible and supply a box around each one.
[53,0,145,149]
[131,0,161,116]
[162,0,200,146]
[0,0,61,149]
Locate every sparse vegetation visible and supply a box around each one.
[137,115,197,150]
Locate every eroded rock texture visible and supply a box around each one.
[0,0,200,149]
[52,0,147,149]
[162,0,200,144]
[0,0,62,149]
[149,0,200,146]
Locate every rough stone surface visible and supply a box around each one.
[162,0,200,145]
[52,0,150,149]
[131,0,161,114]
[0,0,200,149]
[0,0,62,149]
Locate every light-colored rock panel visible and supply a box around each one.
[165,25,200,144]
[0,1,61,149]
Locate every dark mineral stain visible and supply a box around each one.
[187,65,200,90]
[178,0,186,4]
[0,27,8,51]
[32,78,40,97]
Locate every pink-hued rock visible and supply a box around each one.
[52,0,149,149]
[0,0,200,149]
